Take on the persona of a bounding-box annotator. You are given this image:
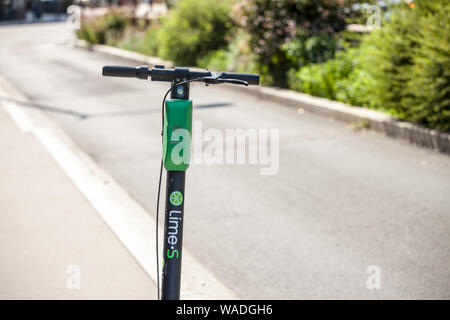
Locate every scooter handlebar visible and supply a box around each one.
[102,65,150,79]
[102,65,260,85]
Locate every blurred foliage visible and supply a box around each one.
[197,30,258,73]
[288,48,373,108]
[358,3,419,118]
[77,10,128,45]
[289,0,450,131]
[76,0,449,131]
[115,25,159,56]
[405,1,450,131]
[154,0,235,66]
[283,34,337,67]
[360,0,450,131]
[234,0,364,87]
[165,0,177,9]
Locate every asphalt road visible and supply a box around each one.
[1,22,449,299]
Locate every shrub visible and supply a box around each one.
[288,0,450,132]
[136,26,159,56]
[235,0,363,87]
[283,34,338,67]
[197,30,258,73]
[403,1,450,131]
[358,4,418,118]
[197,49,230,71]
[155,0,234,66]
[116,26,159,57]
[77,23,102,44]
[361,0,450,131]
[288,48,373,107]
[77,11,128,45]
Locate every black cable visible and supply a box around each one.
[155,159,163,300]
[155,78,203,300]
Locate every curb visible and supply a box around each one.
[75,39,173,68]
[74,39,450,155]
[229,85,450,155]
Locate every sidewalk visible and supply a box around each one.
[0,98,157,299]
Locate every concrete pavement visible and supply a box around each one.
[0,92,157,299]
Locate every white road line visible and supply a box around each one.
[0,81,237,300]
[2,100,34,132]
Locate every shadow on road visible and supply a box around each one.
[0,96,87,119]
[195,102,233,109]
[0,97,233,120]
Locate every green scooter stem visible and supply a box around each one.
[162,99,193,172]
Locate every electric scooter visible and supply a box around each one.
[102,64,260,300]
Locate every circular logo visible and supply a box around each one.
[169,191,183,206]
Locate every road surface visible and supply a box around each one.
[0,22,449,299]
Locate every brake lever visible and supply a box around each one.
[202,72,222,85]
[202,73,248,86]
[217,79,248,86]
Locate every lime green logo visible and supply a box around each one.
[170,191,183,206]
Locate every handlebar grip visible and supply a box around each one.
[220,72,260,85]
[102,65,149,79]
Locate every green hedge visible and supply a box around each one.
[405,2,450,131]
[289,1,450,132]
[236,0,364,87]
[77,11,128,45]
[361,0,449,131]
[288,48,373,108]
[155,0,234,66]
[197,30,258,73]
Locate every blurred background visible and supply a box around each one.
[2,0,445,131]
[0,0,449,300]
